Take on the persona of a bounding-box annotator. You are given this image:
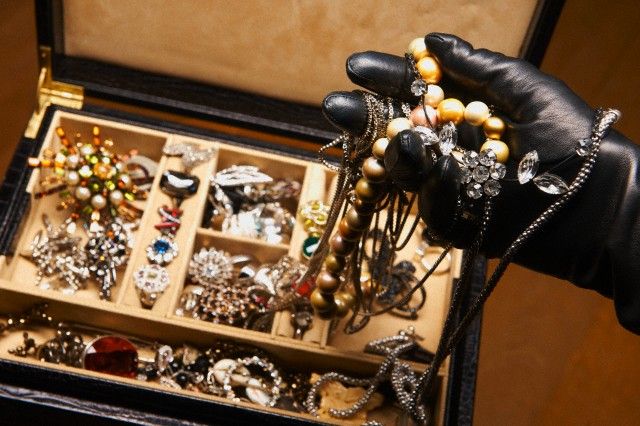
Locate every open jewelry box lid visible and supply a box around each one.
[35,0,564,144]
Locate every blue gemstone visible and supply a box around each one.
[153,239,171,254]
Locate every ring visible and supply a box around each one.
[146,235,178,265]
[175,284,204,317]
[134,264,170,308]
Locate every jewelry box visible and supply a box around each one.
[0,1,563,424]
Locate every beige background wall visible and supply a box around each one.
[1,0,639,424]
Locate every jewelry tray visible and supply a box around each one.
[0,105,462,425]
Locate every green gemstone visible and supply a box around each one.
[90,182,101,193]
[302,236,320,260]
[82,205,93,215]
[105,180,116,191]
[124,192,135,201]
[89,155,99,165]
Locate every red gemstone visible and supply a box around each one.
[83,336,138,378]
[294,276,315,298]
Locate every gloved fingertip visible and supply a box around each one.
[346,51,417,101]
[322,91,368,135]
[424,33,472,66]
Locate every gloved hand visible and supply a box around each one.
[322,33,640,333]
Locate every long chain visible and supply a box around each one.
[410,107,619,424]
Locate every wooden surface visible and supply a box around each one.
[1,0,640,424]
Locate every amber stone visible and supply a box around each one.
[316,271,341,293]
[355,178,381,203]
[345,208,371,231]
[330,234,356,256]
[82,336,138,378]
[324,254,346,274]
[310,288,335,312]
[338,218,361,241]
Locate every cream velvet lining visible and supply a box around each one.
[63,0,539,105]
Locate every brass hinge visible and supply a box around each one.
[25,46,84,139]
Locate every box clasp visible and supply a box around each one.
[25,46,84,139]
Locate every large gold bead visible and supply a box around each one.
[386,117,413,140]
[372,138,389,160]
[316,271,341,294]
[480,140,510,164]
[355,178,381,203]
[330,234,356,256]
[437,98,465,125]
[464,101,490,126]
[324,253,346,274]
[336,291,356,310]
[353,199,376,216]
[338,217,361,241]
[333,294,351,318]
[407,37,429,61]
[345,207,371,231]
[362,157,386,183]
[310,289,335,312]
[416,57,442,84]
[483,116,506,139]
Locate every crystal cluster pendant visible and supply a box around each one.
[460,148,503,199]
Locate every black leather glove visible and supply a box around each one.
[322,33,640,334]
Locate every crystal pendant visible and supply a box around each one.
[439,122,457,156]
[414,126,439,145]
[466,182,483,199]
[533,172,569,195]
[576,138,593,156]
[82,336,138,378]
[472,165,490,183]
[479,149,497,166]
[460,166,473,184]
[462,150,479,168]
[490,163,507,180]
[517,150,539,184]
[484,179,501,197]
[411,79,428,96]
